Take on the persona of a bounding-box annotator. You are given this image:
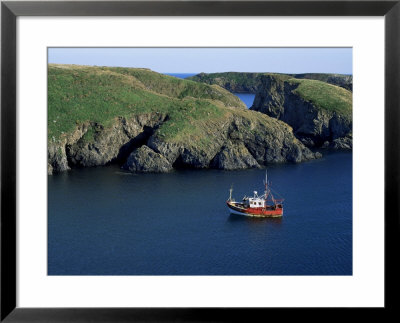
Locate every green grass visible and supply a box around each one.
[48,64,245,144]
[288,78,352,118]
[80,127,96,143]
[48,65,352,153]
[96,67,244,106]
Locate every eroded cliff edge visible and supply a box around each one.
[250,75,352,149]
[48,65,319,174]
[48,110,319,175]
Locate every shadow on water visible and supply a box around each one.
[226,213,284,242]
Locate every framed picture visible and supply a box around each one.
[1,0,399,321]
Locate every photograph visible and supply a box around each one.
[3,0,399,319]
[47,47,353,276]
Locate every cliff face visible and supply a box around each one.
[187,72,261,93]
[48,110,319,174]
[188,72,353,93]
[251,75,352,149]
[48,113,167,174]
[48,65,321,175]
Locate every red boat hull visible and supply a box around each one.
[226,201,283,217]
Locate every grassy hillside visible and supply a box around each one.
[288,78,352,118]
[290,73,353,91]
[48,64,246,143]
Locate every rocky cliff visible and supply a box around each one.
[188,72,352,93]
[187,72,262,93]
[250,75,352,149]
[48,65,320,174]
[48,109,319,175]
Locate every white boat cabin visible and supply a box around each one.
[243,191,266,208]
[247,198,265,208]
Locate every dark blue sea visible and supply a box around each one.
[48,151,352,275]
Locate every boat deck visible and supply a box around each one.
[227,201,283,217]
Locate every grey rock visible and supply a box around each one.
[211,142,260,170]
[251,75,352,149]
[147,136,182,164]
[123,145,173,173]
[314,152,323,159]
[48,143,70,175]
[48,109,320,174]
[227,114,319,165]
[330,136,353,150]
[64,113,168,167]
[47,113,168,174]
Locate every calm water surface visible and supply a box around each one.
[233,93,256,108]
[48,151,352,275]
[165,73,197,79]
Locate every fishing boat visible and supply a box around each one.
[226,170,284,217]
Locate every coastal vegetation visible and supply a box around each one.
[48,64,245,143]
[48,64,319,174]
[288,78,352,118]
[188,71,352,149]
[187,72,352,93]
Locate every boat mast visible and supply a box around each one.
[265,170,268,191]
[264,170,269,200]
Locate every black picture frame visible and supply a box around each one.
[1,0,399,321]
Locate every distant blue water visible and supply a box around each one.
[234,93,256,108]
[48,151,352,275]
[165,73,197,79]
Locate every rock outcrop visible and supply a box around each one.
[250,75,352,149]
[66,113,167,167]
[122,145,173,173]
[210,142,260,170]
[48,110,320,174]
[48,113,168,173]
